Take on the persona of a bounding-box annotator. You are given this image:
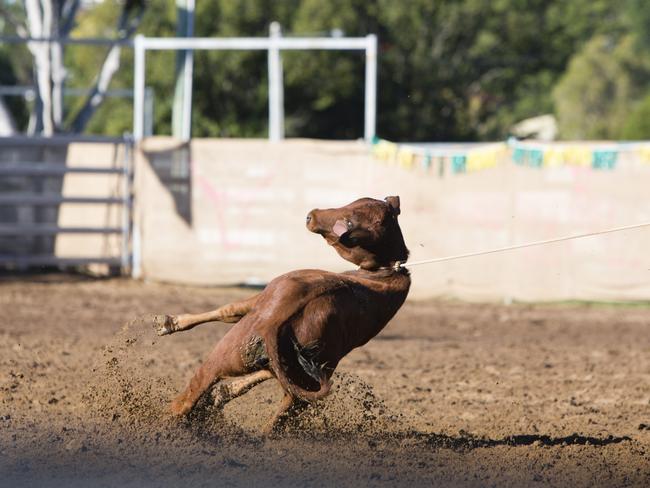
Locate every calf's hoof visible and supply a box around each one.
[262,417,291,437]
[211,383,231,409]
[170,397,193,416]
[152,314,178,336]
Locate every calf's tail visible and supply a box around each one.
[263,324,332,402]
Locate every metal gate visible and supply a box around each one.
[0,135,133,273]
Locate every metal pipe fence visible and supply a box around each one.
[0,135,133,272]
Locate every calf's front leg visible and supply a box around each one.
[154,293,260,336]
[211,369,274,408]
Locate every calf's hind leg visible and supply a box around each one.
[263,393,309,435]
[170,325,253,416]
[154,294,259,336]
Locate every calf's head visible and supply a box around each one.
[306,196,409,270]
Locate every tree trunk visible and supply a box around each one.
[50,6,65,130]
[25,0,55,135]
[70,2,145,133]
[70,45,122,133]
[1,0,144,135]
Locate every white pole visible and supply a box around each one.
[364,34,377,142]
[140,36,369,50]
[133,34,145,141]
[268,22,284,141]
[181,0,194,141]
[132,35,145,278]
[121,140,131,271]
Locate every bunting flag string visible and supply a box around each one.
[370,136,650,176]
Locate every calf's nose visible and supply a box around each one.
[306,210,319,231]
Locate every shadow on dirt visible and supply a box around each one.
[398,430,632,452]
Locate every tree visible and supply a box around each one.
[622,93,650,139]
[553,33,650,139]
[0,0,145,135]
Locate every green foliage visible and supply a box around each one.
[551,0,650,140]
[6,0,650,140]
[553,35,649,139]
[0,47,28,128]
[67,1,176,135]
[622,92,650,139]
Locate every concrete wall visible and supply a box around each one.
[55,143,126,260]
[135,138,650,302]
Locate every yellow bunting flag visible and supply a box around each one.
[397,148,415,169]
[636,145,650,164]
[563,146,591,166]
[466,144,506,172]
[373,140,398,162]
[543,148,564,167]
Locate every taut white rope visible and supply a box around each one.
[399,221,650,269]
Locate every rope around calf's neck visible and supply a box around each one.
[396,221,650,270]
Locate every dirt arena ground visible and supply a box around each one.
[1,273,648,487]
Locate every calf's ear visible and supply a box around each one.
[384,195,401,216]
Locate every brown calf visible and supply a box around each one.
[154,196,411,432]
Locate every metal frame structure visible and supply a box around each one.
[0,85,155,138]
[133,32,378,142]
[0,30,378,142]
[0,135,133,271]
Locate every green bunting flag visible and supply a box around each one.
[451,155,467,174]
[592,150,617,170]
